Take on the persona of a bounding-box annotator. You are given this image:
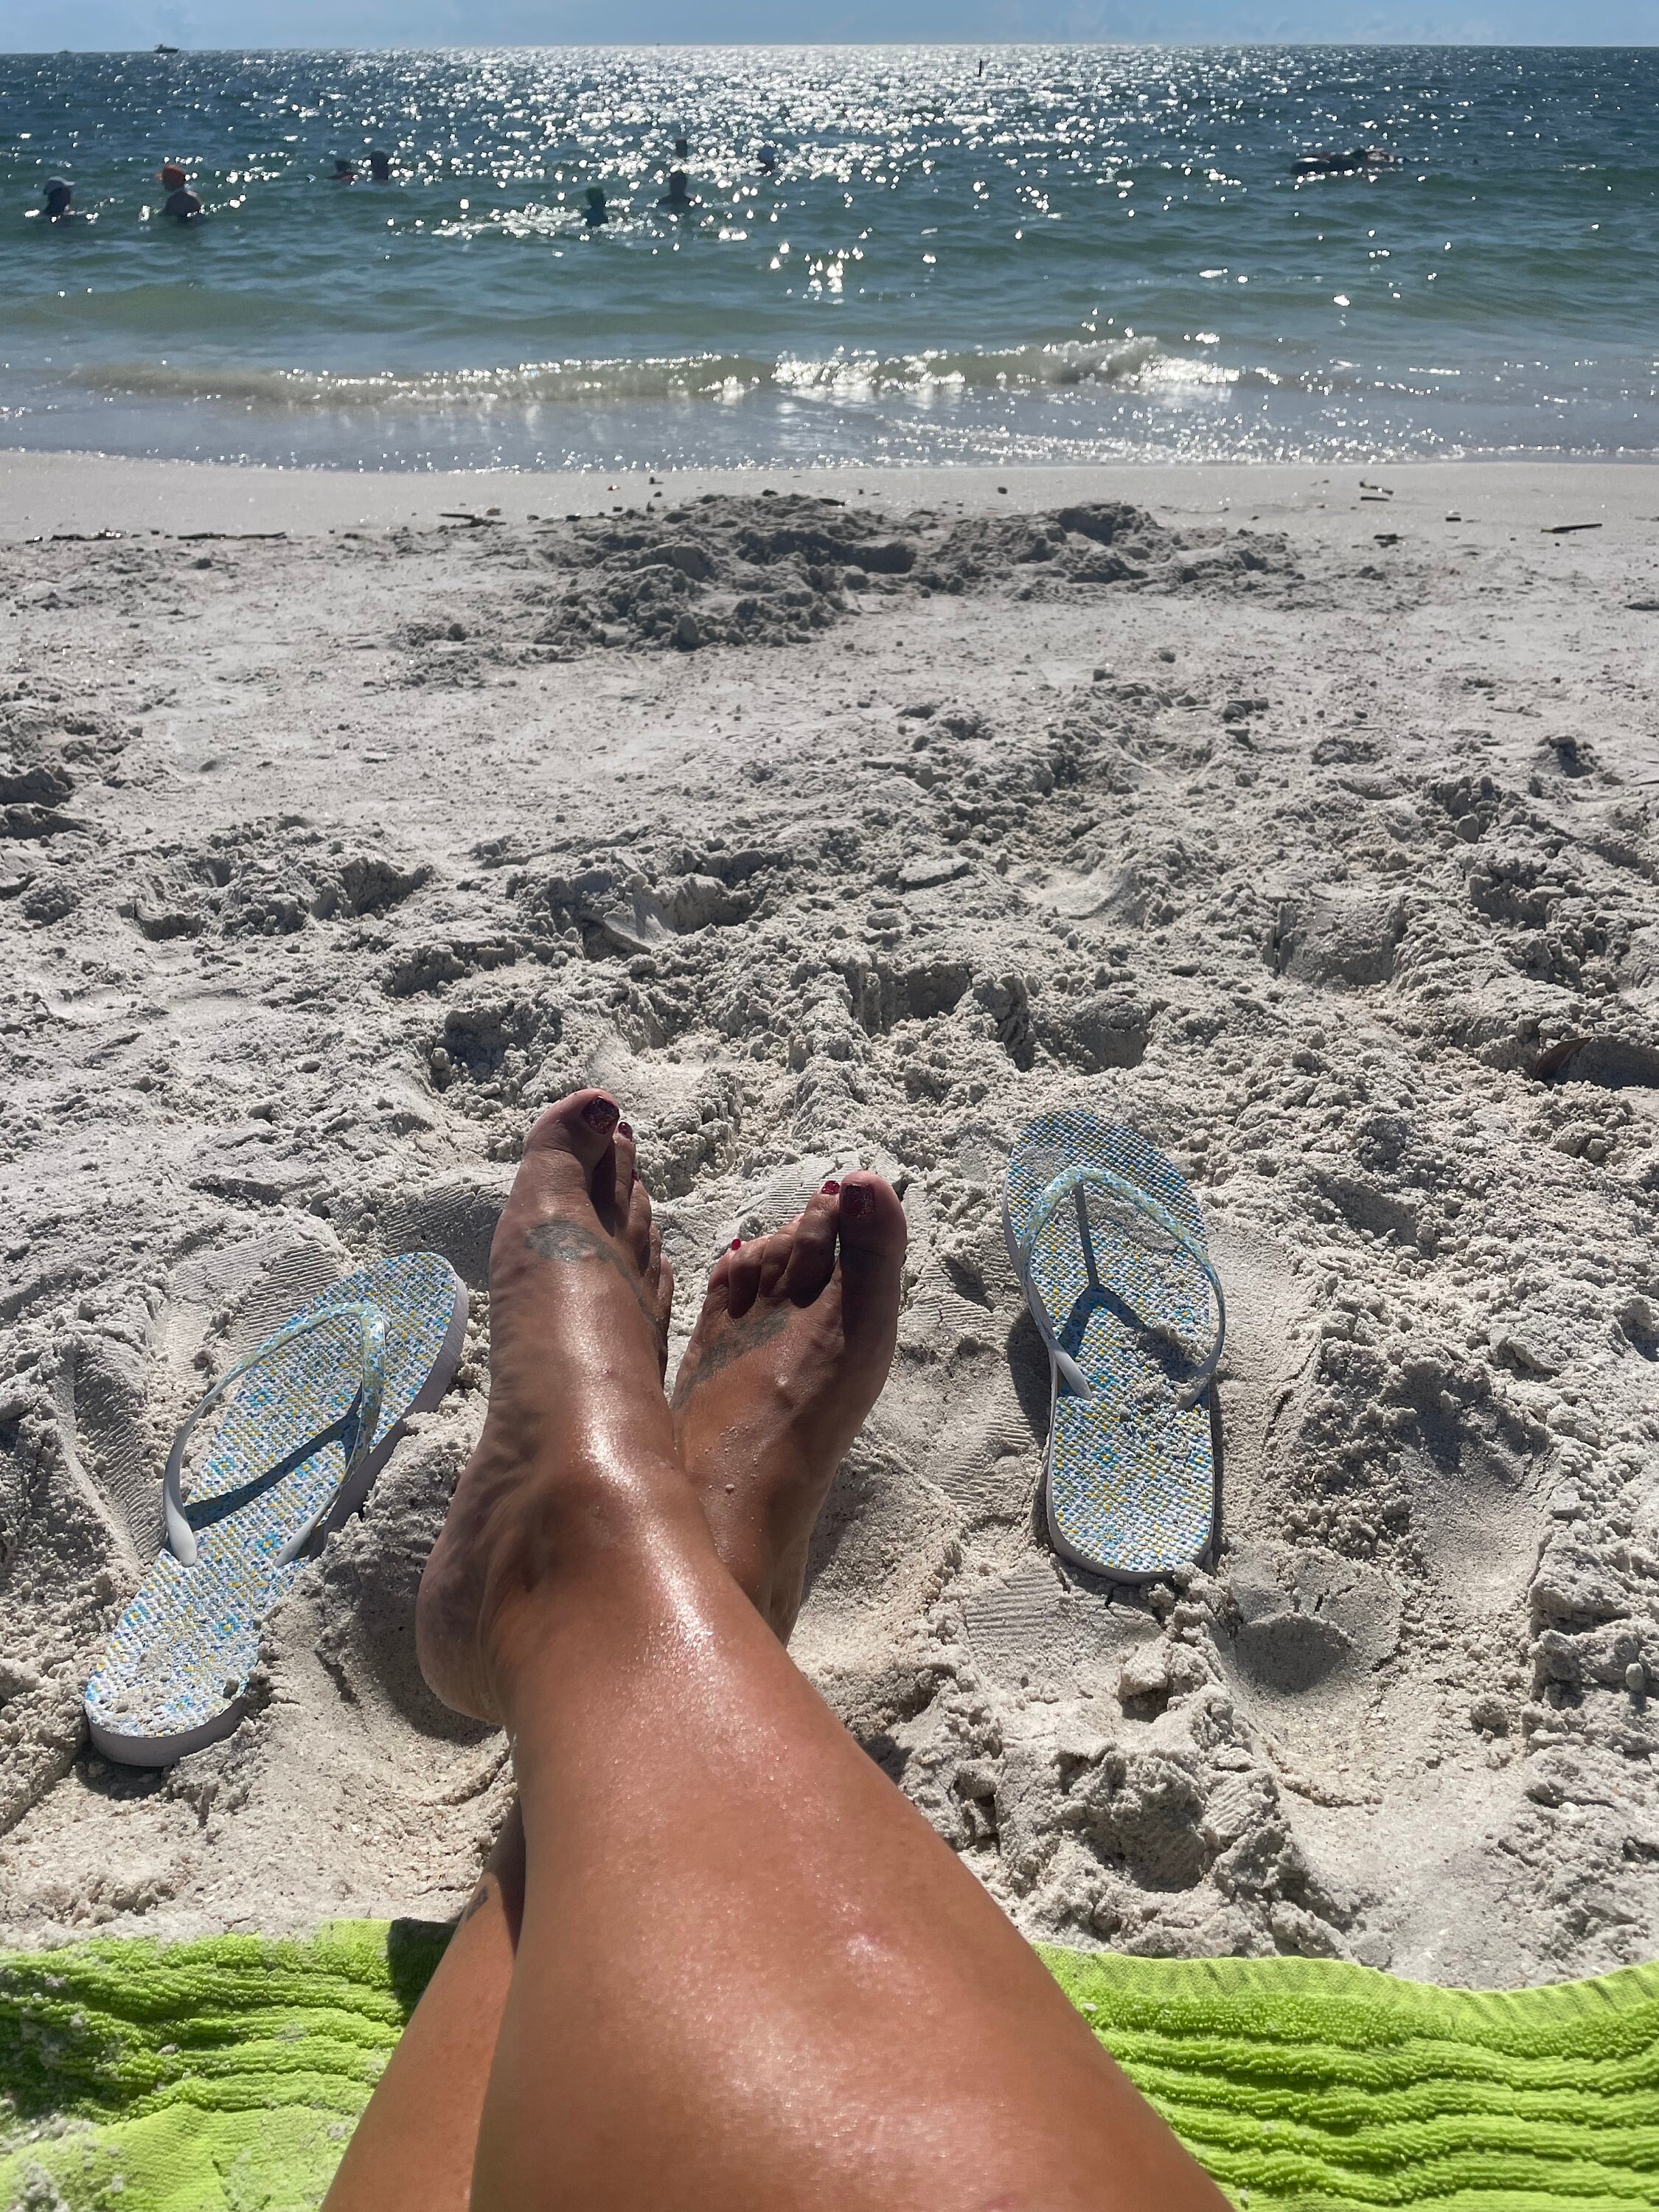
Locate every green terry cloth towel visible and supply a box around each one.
[1,1926,1655,2212]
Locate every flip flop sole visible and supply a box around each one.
[1006,1110,1217,1582]
[86,1255,467,1766]
[1047,1394,1214,1579]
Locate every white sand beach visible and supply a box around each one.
[1,452,1656,1987]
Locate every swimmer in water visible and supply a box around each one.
[656,169,695,210]
[757,143,778,175]
[157,164,201,220]
[333,156,358,183]
[583,186,608,227]
[1293,145,1399,178]
[672,134,689,161]
[42,178,75,220]
[369,150,392,181]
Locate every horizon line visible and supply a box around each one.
[6,38,1658,54]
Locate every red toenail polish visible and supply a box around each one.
[730,1237,742,1251]
[821,1180,841,1194]
[618,1121,633,1138]
[581,1096,619,1133]
[842,1183,875,1219]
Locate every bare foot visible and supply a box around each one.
[417,1090,679,1724]
[672,1173,908,1640]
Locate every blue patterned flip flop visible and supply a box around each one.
[86,1253,467,1766]
[1004,1112,1224,1582]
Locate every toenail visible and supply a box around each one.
[617,1121,633,1138]
[730,1237,742,1250]
[841,1183,876,1219]
[820,1179,841,1194]
[581,1096,620,1133]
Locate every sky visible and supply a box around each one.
[1,1,1652,49]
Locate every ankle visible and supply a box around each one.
[475,1455,704,1694]
[512,1444,701,1570]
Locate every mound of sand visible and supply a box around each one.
[1,475,1655,1985]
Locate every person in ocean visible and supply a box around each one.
[582,185,608,228]
[656,168,695,211]
[757,143,779,175]
[41,178,75,220]
[1293,145,1399,178]
[333,156,358,183]
[369,150,392,181]
[316,1086,1228,2212]
[157,165,201,220]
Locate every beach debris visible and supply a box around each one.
[1540,523,1603,535]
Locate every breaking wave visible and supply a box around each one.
[69,335,1174,412]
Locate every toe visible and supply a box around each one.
[521,1089,623,1200]
[644,1218,671,1322]
[623,1164,654,1274]
[611,1119,639,1222]
[725,1235,765,1318]
[835,1172,907,1350]
[781,1185,840,1305]
[757,1225,796,1301]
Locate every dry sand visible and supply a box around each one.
[1,453,1657,1987]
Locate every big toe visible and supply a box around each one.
[516,1088,623,1203]
[835,1172,907,1350]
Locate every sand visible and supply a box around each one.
[1,453,1656,1987]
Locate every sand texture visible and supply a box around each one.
[1,459,1656,1986]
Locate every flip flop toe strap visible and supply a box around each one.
[162,1302,388,1570]
[1014,1164,1225,1413]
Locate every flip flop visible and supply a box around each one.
[1004,1111,1224,1582]
[86,1253,467,1766]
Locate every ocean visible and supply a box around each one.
[3,44,1655,472]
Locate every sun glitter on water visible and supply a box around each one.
[3,44,1656,469]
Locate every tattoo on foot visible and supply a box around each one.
[671,1306,789,1410]
[525,1218,661,1335]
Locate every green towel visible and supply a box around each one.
[0,1922,1654,2211]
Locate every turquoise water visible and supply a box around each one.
[3,44,1656,470]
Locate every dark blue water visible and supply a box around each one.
[3,44,1655,468]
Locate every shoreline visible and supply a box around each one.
[2,448,1655,543]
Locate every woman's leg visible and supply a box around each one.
[411,1091,1223,2212]
[324,1136,852,2212]
[320,1798,526,2212]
